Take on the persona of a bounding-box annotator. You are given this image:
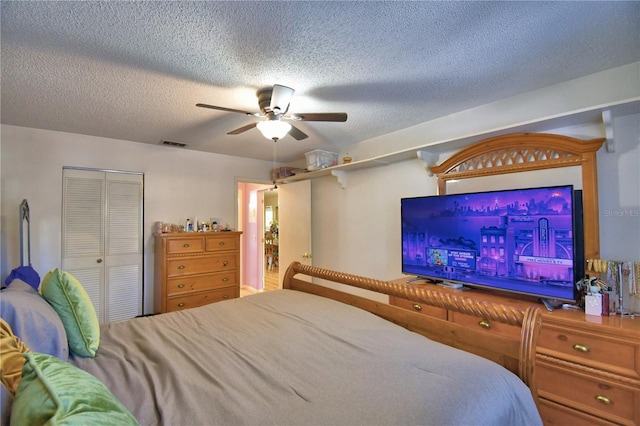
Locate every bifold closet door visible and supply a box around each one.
[62,168,143,323]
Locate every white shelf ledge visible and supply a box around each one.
[277,98,638,188]
[278,153,411,188]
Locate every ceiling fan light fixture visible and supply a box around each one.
[257,120,292,141]
[196,84,346,141]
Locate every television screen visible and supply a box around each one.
[401,185,582,302]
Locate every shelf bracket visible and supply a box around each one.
[602,109,615,153]
[416,150,438,176]
[331,170,348,189]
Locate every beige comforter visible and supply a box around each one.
[71,290,542,425]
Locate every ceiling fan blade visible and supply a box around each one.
[290,112,348,122]
[270,85,295,114]
[196,103,257,116]
[227,122,258,135]
[288,124,308,141]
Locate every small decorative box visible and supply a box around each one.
[585,294,603,316]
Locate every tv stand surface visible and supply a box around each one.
[437,281,465,290]
[539,297,564,312]
[388,277,640,426]
[406,276,442,285]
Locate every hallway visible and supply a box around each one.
[263,266,279,292]
[240,266,279,297]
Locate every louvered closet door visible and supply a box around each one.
[104,173,143,322]
[62,169,105,320]
[62,169,143,323]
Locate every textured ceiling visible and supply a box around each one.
[2,1,639,163]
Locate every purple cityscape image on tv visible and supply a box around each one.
[402,185,578,300]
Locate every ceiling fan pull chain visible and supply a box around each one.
[272,140,278,189]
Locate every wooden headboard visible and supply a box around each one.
[428,132,605,261]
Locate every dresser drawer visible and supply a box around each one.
[539,397,619,426]
[537,361,639,425]
[206,235,239,252]
[538,325,639,378]
[449,311,520,339]
[390,297,447,320]
[167,287,239,312]
[167,271,239,296]
[166,237,205,254]
[166,254,238,277]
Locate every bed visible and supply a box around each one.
[1,262,542,425]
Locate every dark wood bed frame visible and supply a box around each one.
[283,261,542,405]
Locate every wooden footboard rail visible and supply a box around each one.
[283,262,542,405]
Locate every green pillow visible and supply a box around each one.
[11,352,138,425]
[40,269,100,357]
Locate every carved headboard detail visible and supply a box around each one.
[429,132,605,260]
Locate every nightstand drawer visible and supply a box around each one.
[206,235,239,252]
[167,254,237,277]
[167,287,238,312]
[537,361,639,425]
[538,325,639,378]
[167,271,239,296]
[390,297,447,319]
[450,311,520,339]
[166,237,205,254]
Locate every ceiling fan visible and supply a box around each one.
[196,84,347,142]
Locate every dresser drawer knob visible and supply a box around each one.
[223,295,229,299]
[178,302,185,307]
[412,304,422,312]
[595,395,612,405]
[222,277,229,282]
[183,243,190,248]
[223,261,229,266]
[219,242,225,246]
[573,343,590,353]
[478,320,491,329]
[177,284,185,288]
[178,265,185,270]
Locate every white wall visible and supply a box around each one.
[341,62,639,162]
[0,125,273,313]
[311,158,433,279]
[597,113,640,261]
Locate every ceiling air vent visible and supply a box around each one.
[161,140,187,148]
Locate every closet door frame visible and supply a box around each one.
[62,167,144,323]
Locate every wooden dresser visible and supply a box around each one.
[154,231,242,313]
[537,310,640,425]
[388,278,640,426]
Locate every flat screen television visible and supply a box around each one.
[401,185,584,303]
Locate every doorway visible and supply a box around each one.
[263,189,279,291]
[236,178,312,294]
[236,180,275,294]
